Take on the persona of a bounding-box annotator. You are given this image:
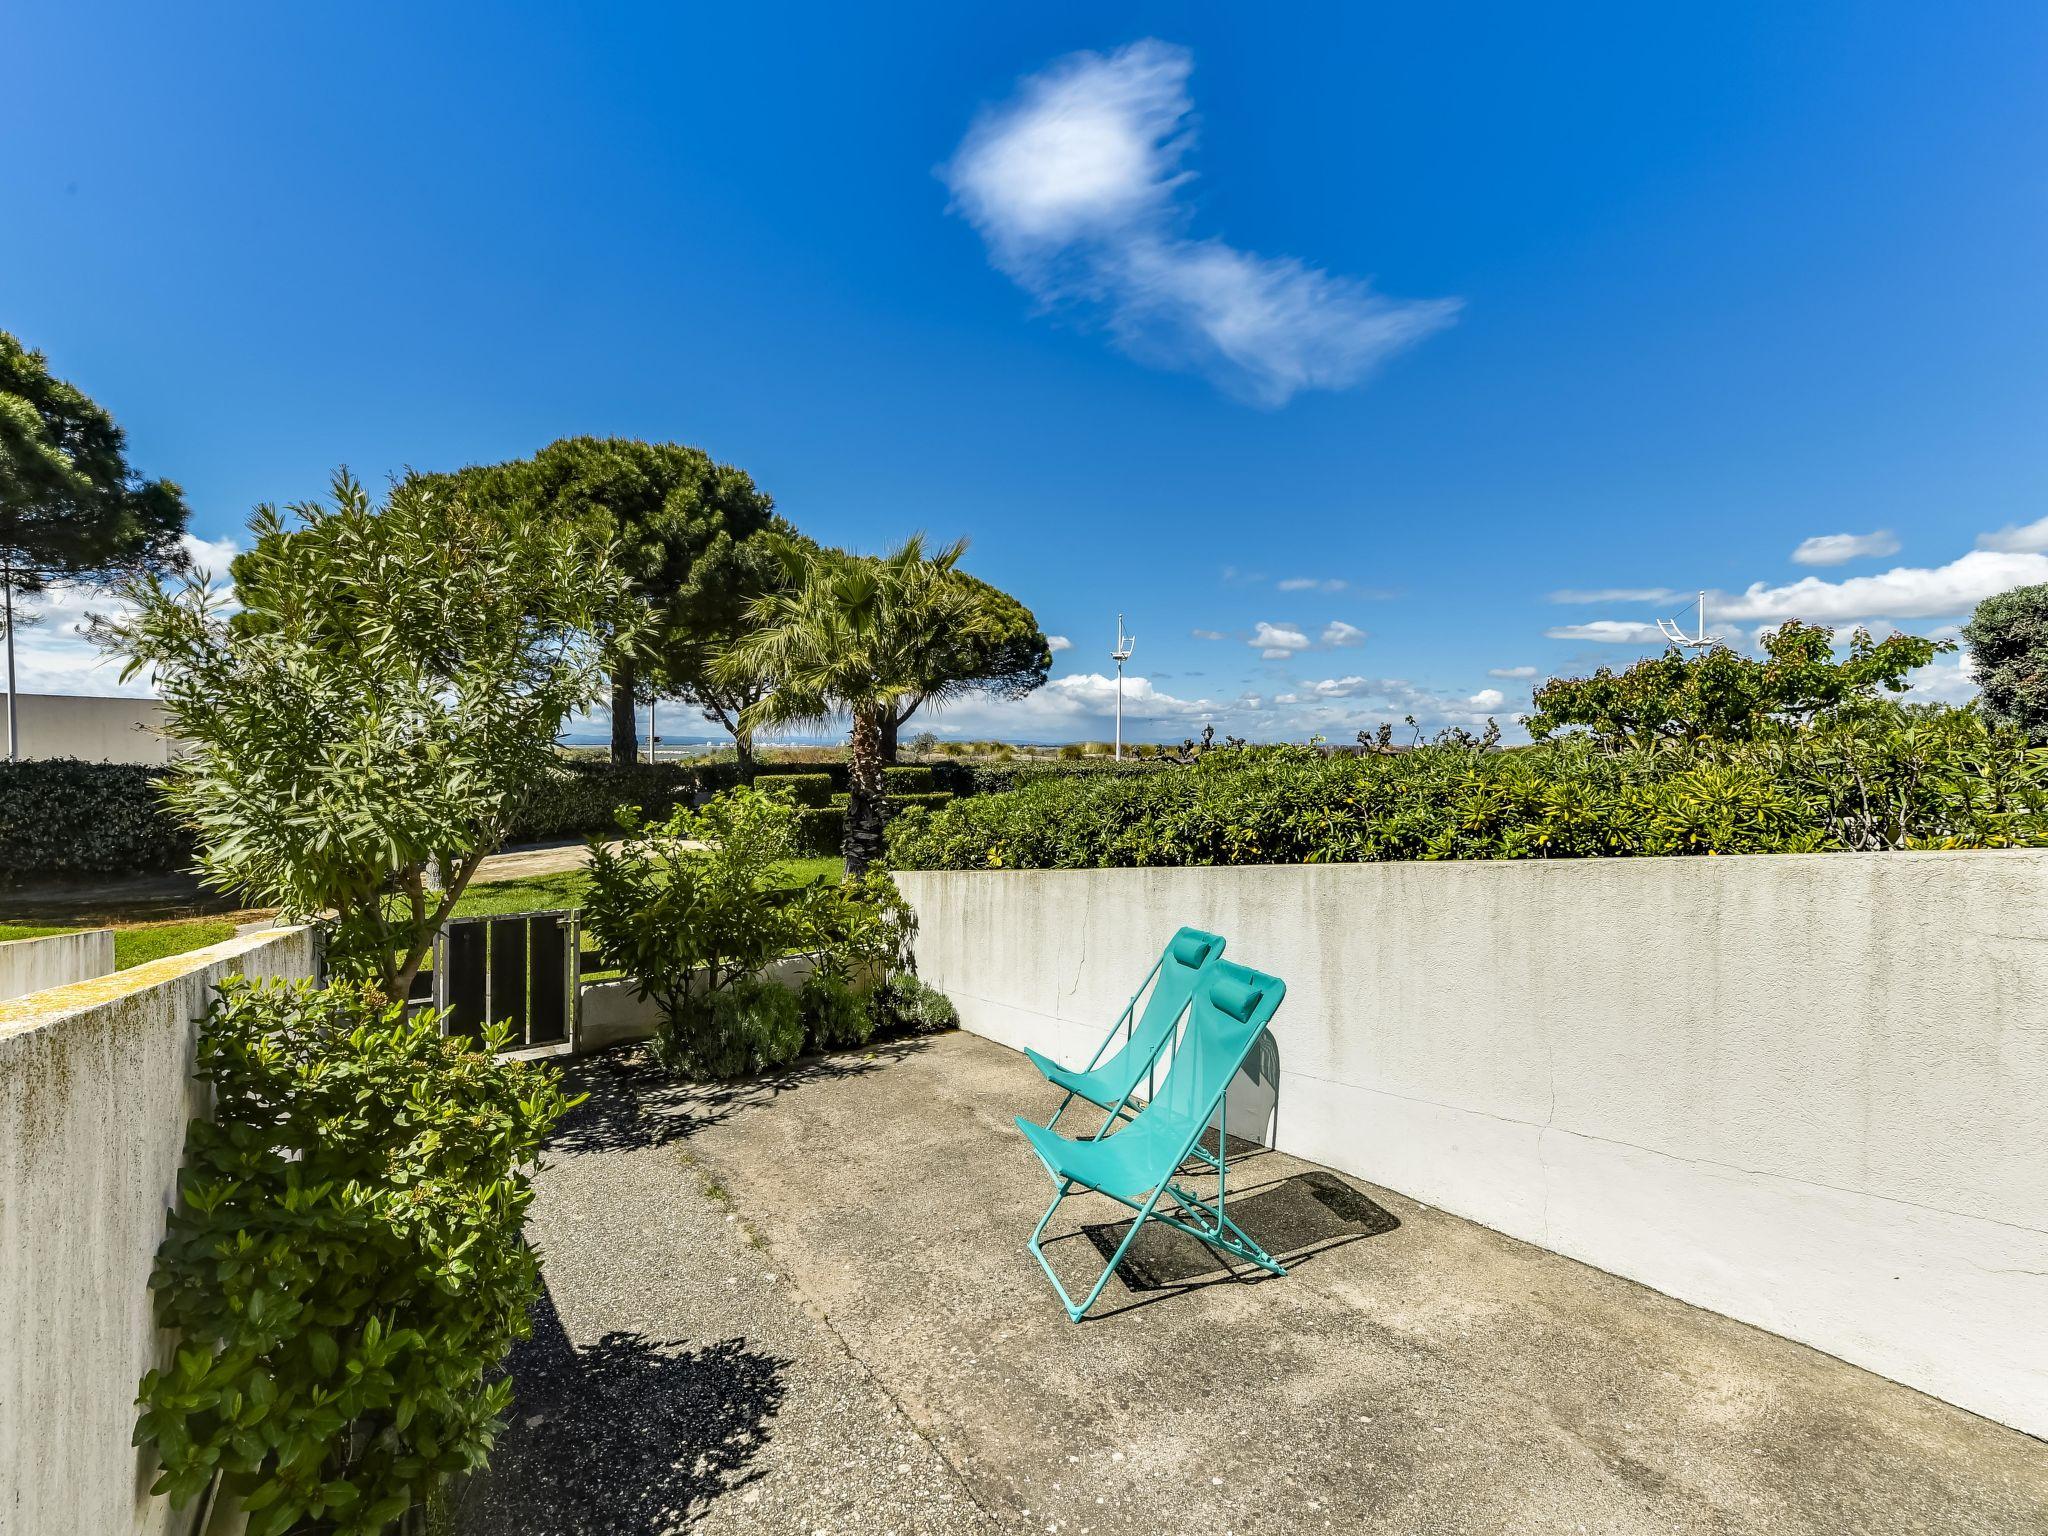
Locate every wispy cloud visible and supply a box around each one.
[1547,586,1680,604]
[1320,620,1366,646]
[1278,576,1347,593]
[1977,514,2048,554]
[941,39,1459,407]
[1190,627,1227,641]
[1488,665,1538,679]
[1545,620,1670,644]
[1045,634,1072,652]
[1791,530,1900,566]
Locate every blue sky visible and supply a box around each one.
[8,2,2048,742]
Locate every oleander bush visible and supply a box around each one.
[135,978,573,1535]
[0,759,194,881]
[887,705,2048,870]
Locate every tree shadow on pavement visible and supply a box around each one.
[459,1285,790,1535]
[547,1038,933,1155]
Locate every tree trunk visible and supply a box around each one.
[879,711,899,766]
[733,726,755,782]
[610,661,639,766]
[845,705,887,876]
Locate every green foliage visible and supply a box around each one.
[1964,582,2048,743]
[581,787,917,1075]
[888,707,2048,870]
[1527,620,1949,745]
[439,437,791,766]
[866,972,960,1037]
[135,979,573,1534]
[793,805,845,856]
[1,328,188,604]
[884,574,1052,747]
[506,758,733,843]
[1057,744,1084,761]
[882,764,934,793]
[100,471,638,998]
[755,771,836,808]
[717,534,991,874]
[798,972,874,1050]
[0,758,193,880]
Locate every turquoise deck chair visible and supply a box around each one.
[1024,926,1224,1139]
[1015,958,1288,1321]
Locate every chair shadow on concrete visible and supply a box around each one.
[548,1036,936,1155]
[1063,1168,1401,1321]
[457,1284,790,1535]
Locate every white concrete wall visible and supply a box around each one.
[0,927,317,1536]
[0,928,114,1001]
[896,851,2048,1439]
[11,693,174,764]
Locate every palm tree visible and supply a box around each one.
[718,534,988,873]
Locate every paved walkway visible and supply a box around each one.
[461,1032,2048,1535]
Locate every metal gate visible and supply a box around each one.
[431,909,580,1051]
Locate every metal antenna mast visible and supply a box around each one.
[1111,614,1136,760]
[1656,590,1719,650]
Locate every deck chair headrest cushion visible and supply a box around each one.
[1169,932,1216,969]
[1210,976,1264,1023]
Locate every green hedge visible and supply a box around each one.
[924,758,1177,797]
[798,792,955,856]
[888,708,2048,870]
[754,772,836,808]
[505,759,737,842]
[883,765,934,793]
[0,759,195,882]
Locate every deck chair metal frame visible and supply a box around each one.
[1016,958,1288,1322]
[1029,926,1224,1142]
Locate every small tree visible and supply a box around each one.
[1527,619,1949,746]
[100,470,635,998]
[0,330,189,757]
[879,575,1051,762]
[1963,583,2048,743]
[717,536,989,873]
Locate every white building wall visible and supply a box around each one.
[0,927,317,1536]
[10,693,174,764]
[895,851,2048,1439]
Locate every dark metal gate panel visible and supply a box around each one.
[432,909,579,1051]
[527,913,570,1044]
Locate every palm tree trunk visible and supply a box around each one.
[879,711,899,766]
[845,704,887,875]
[610,660,639,766]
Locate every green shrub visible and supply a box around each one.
[653,976,806,1078]
[882,764,934,793]
[507,759,732,842]
[0,759,194,881]
[867,973,959,1036]
[135,978,572,1535]
[754,771,835,808]
[1057,743,1084,760]
[794,805,844,855]
[798,971,874,1050]
[887,708,2048,870]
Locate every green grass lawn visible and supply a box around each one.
[0,918,242,970]
[0,856,849,976]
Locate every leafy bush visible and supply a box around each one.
[0,758,194,881]
[135,978,573,1535]
[867,973,960,1036]
[794,805,844,856]
[584,788,919,1075]
[882,764,934,793]
[1964,582,2048,744]
[754,771,836,808]
[507,759,733,842]
[888,707,2048,870]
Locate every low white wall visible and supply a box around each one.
[896,852,2048,1439]
[0,928,114,1001]
[11,693,175,764]
[575,955,819,1054]
[0,926,318,1536]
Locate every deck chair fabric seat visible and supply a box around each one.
[1017,957,1288,1321]
[1026,926,1224,1136]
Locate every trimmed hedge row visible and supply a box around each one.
[0,759,196,882]
[888,710,2048,870]
[794,791,956,856]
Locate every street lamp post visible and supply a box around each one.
[1111,614,1135,761]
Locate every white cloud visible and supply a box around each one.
[941,39,1459,407]
[1190,627,1226,640]
[1488,665,1538,679]
[1708,549,2048,622]
[1320,620,1366,647]
[1278,577,1347,593]
[1791,530,1900,566]
[1544,620,1669,644]
[1977,515,2048,554]
[1046,634,1071,652]
[1468,688,1506,710]
[1308,675,1369,698]
[1249,621,1310,653]
[1547,587,1680,604]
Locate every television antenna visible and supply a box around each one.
[1656,590,1720,650]
[1111,614,1136,761]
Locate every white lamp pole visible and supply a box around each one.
[1111,614,1135,761]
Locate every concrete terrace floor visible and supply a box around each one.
[460,1031,2048,1536]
